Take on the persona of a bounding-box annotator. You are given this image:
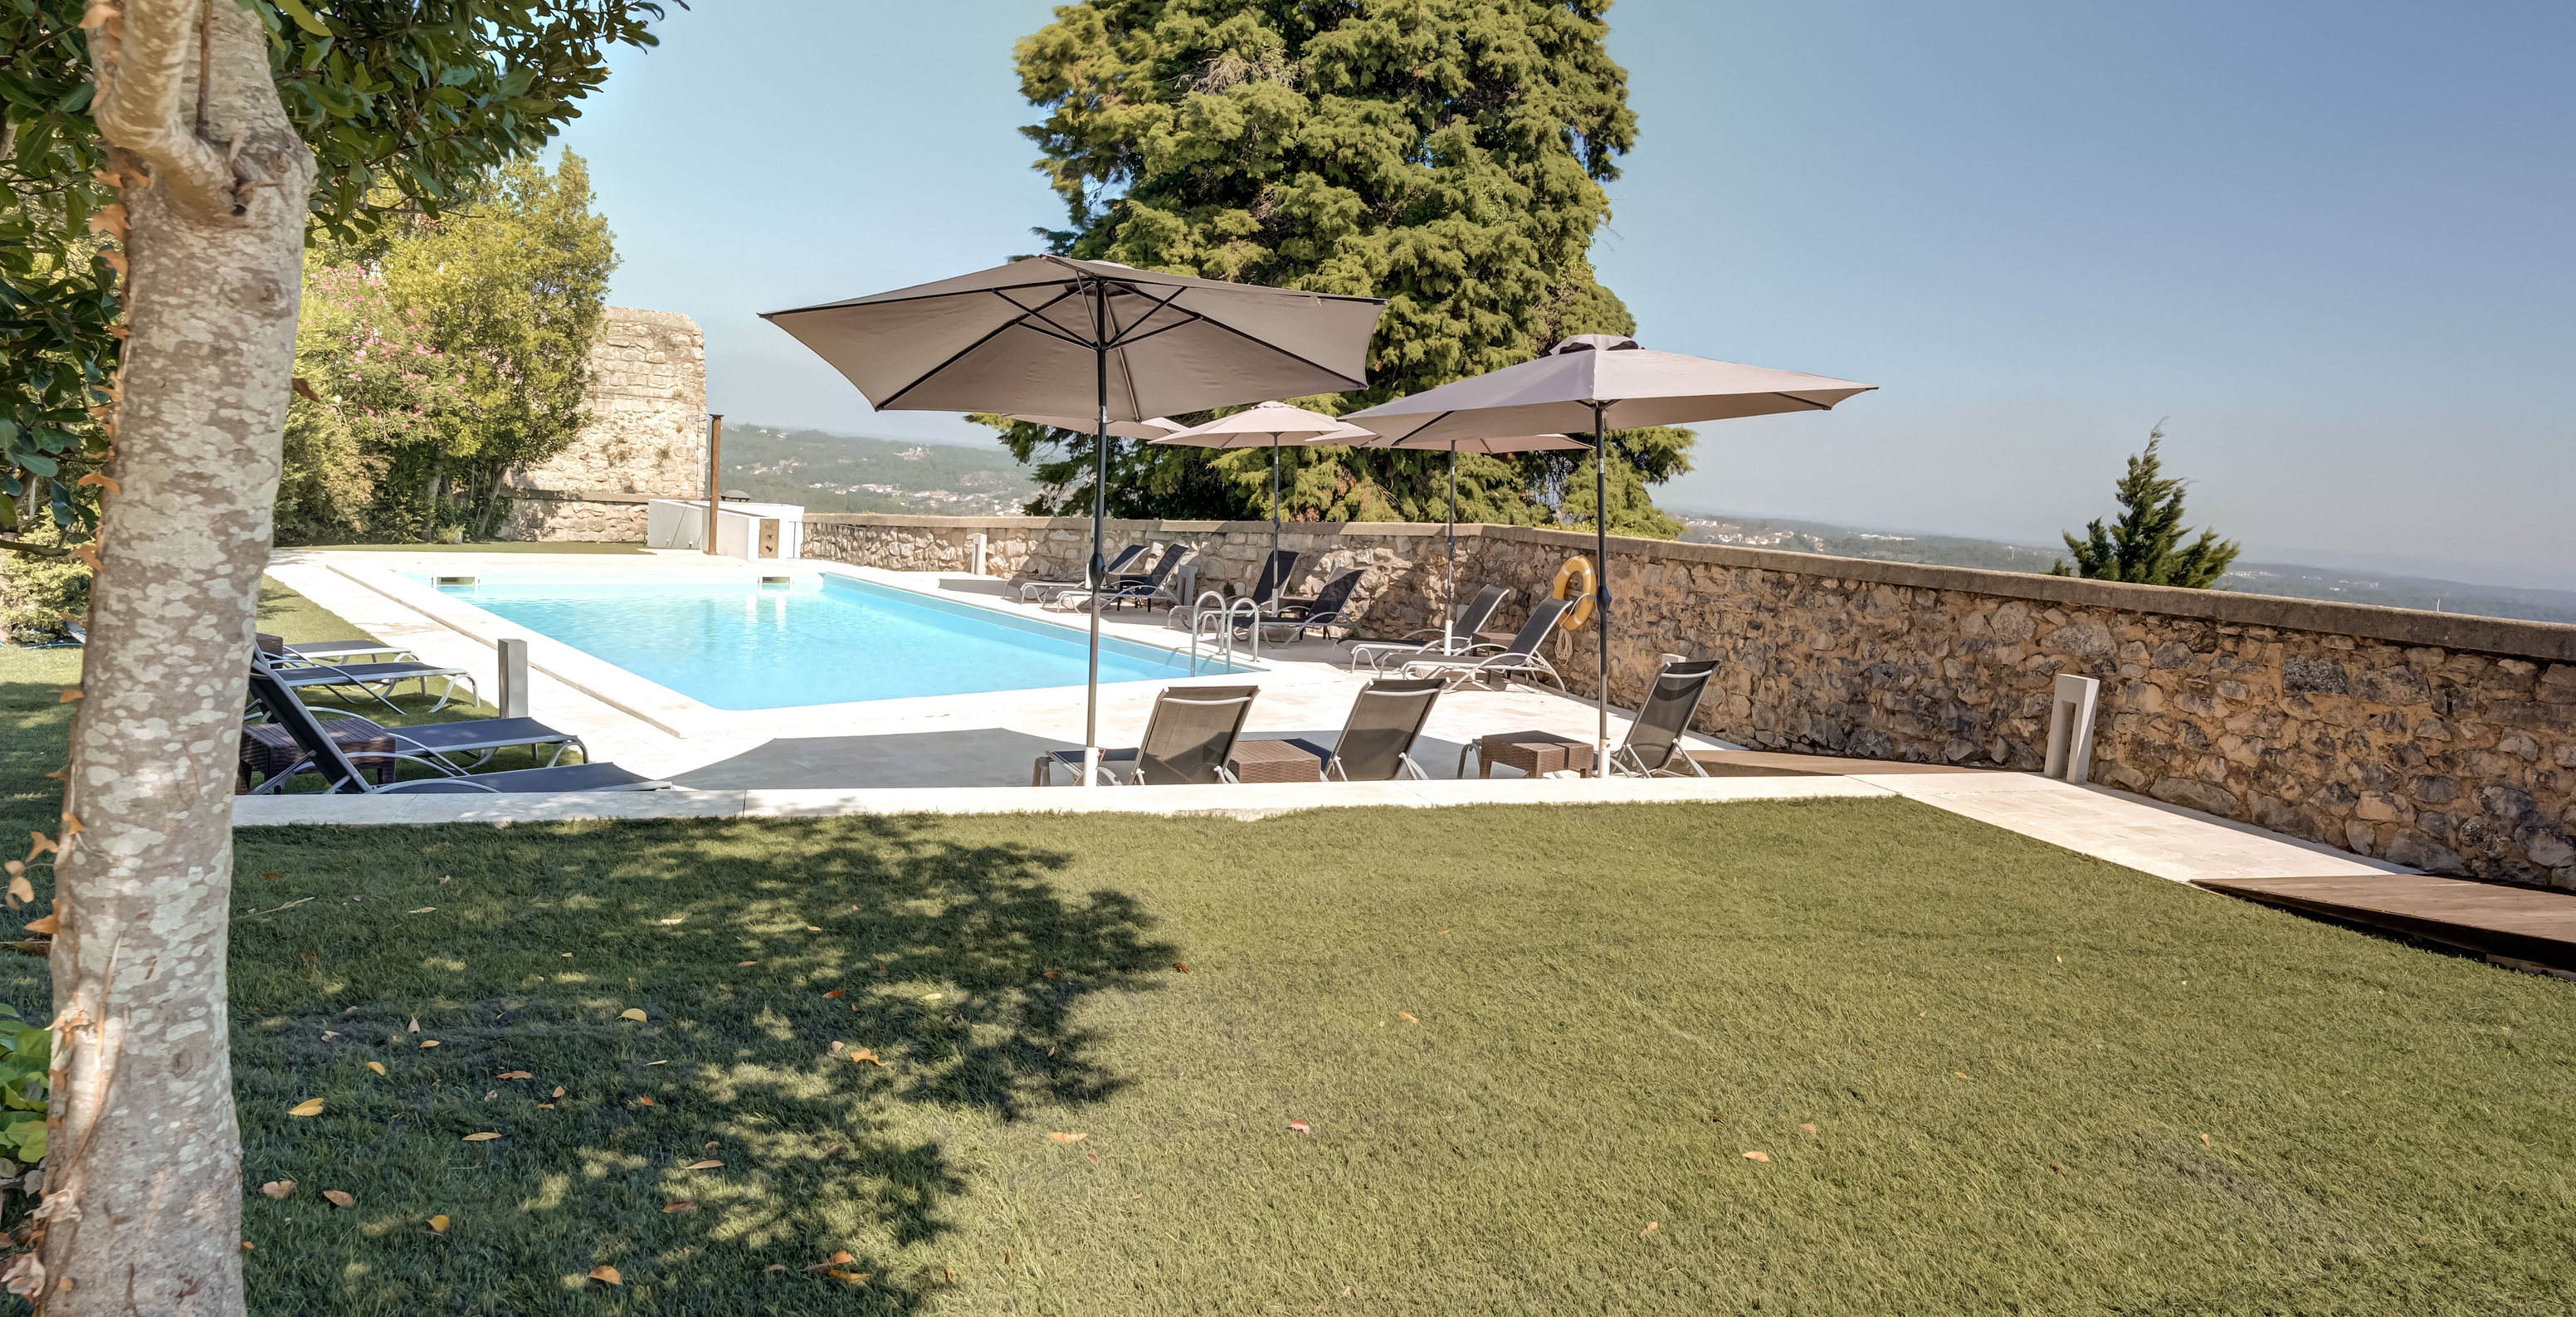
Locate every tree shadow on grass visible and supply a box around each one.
[227,813,1178,1315]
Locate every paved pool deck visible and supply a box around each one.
[251,548,2410,888]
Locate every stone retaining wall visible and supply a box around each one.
[497,307,706,540]
[800,513,2576,890]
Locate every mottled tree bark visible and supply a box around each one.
[20,0,314,1311]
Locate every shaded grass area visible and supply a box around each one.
[204,807,2576,1313]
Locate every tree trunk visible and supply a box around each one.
[27,1,315,1311]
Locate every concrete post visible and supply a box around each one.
[497,637,530,719]
[2044,673,2100,783]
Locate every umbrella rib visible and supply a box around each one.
[1768,392,1835,411]
[1100,285,1193,349]
[1183,311,1371,391]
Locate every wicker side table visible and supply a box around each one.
[238,721,397,793]
[1460,731,1597,779]
[1227,738,1326,784]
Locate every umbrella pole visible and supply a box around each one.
[1271,436,1282,610]
[1593,402,1609,778]
[1085,284,1108,787]
[1445,443,1457,651]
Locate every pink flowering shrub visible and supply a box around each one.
[278,259,465,541]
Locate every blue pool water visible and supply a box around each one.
[422,573,1242,710]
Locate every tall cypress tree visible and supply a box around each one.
[2052,425,2242,588]
[998,0,1688,536]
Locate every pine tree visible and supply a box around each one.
[2052,425,2241,588]
[1000,0,1690,535]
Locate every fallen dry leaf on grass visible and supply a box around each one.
[1642,1222,1659,1237]
[1743,1151,1770,1163]
[258,1181,294,1200]
[407,907,436,915]
[1397,1012,1419,1023]
[1954,1071,1969,1080]
[1172,963,1189,973]
[418,1040,440,1049]
[645,1060,666,1066]
[765,1265,786,1273]
[1801,1123,1817,1134]
[408,1017,419,1033]
[364,1062,386,1076]
[588,1265,622,1285]
[822,989,844,998]
[851,1048,885,1066]
[462,1132,500,1143]
[287,1099,324,1118]
[322,1191,354,1208]
[552,1086,565,1098]
[498,1071,533,1080]
[827,1270,870,1283]
[2200,1133,2211,1145]
[427,1216,449,1233]
[1042,969,1060,979]
[684,1159,722,1170]
[637,1096,656,1107]
[663,1200,697,1213]
[1287,1119,1311,1134]
[618,1008,646,1022]
[738,960,757,967]
[1046,1132,1087,1144]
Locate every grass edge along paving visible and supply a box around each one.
[203,800,2576,1316]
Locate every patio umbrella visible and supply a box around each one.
[1002,413,1185,441]
[1147,401,1373,575]
[764,257,1385,785]
[1347,335,1873,775]
[1358,432,1587,649]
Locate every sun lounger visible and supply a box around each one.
[1349,584,1512,674]
[1032,685,1260,785]
[1280,678,1444,781]
[266,657,481,713]
[1398,596,1573,690]
[1608,658,1720,778]
[1050,544,1194,612]
[1256,568,1365,645]
[1016,544,1146,602]
[256,632,418,664]
[246,652,666,794]
[242,665,593,789]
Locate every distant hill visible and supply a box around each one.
[719,424,1033,515]
[1673,511,2576,626]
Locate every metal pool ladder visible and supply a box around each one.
[1187,591,1267,673]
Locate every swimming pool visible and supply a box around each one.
[421,573,1245,710]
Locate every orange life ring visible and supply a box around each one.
[1550,555,1597,631]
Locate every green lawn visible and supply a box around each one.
[2,601,2573,1314]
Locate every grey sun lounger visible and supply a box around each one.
[246,652,666,794]
[1033,685,1260,785]
[1349,584,1513,674]
[1608,658,1721,778]
[1017,544,1146,602]
[1279,677,1444,781]
[244,666,593,791]
[267,657,480,713]
[257,632,418,664]
[1256,568,1365,645]
[1051,544,1194,612]
[1398,596,1573,690]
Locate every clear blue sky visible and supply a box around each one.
[559,1,2574,588]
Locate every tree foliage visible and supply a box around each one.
[2051,425,2241,588]
[0,0,668,552]
[999,0,1690,535]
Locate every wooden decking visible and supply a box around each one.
[2197,873,2576,972]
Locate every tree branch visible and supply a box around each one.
[89,0,236,217]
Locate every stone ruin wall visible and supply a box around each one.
[799,514,2576,890]
[495,307,707,541]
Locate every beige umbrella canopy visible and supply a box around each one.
[1347,335,1874,773]
[1149,401,1374,564]
[1002,413,1184,441]
[1357,432,1588,646]
[763,258,1386,786]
